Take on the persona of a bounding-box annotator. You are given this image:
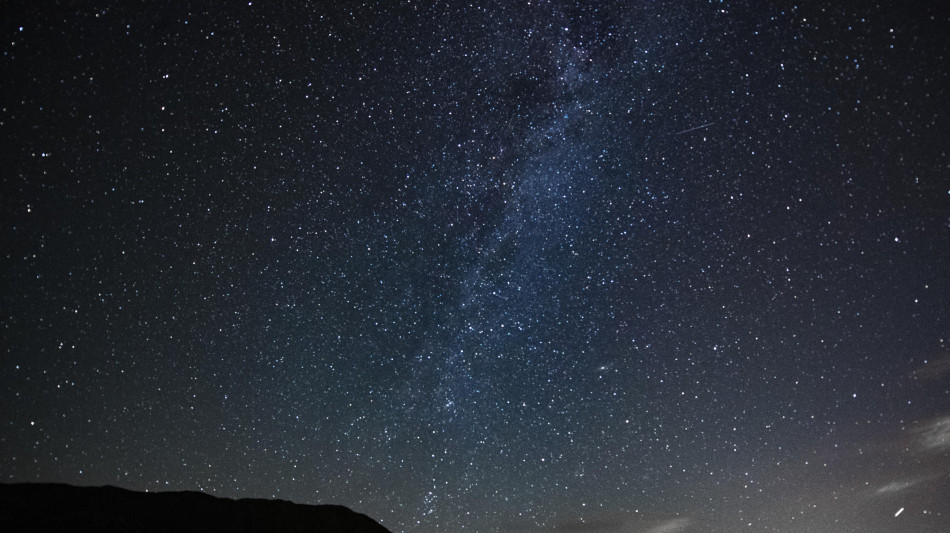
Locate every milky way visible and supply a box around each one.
[2,2,948,532]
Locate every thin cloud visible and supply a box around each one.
[917,416,950,452]
[908,352,950,382]
[875,479,920,495]
[645,518,692,533]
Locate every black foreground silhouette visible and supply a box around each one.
[0,482,392,533]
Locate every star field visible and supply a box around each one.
[2,2,949,532]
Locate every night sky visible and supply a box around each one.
[2,2,949,532]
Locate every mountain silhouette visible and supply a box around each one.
[0,482,392,533]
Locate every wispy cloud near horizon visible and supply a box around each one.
[875,478,921,495]
[917,416,950,452]
[644,518,692,533]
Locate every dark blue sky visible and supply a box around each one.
[2,2,948,531]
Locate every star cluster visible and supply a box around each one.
[2,2,948,532]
